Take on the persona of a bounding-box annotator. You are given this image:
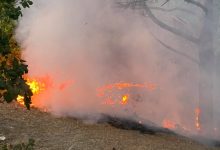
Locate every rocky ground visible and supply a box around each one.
[0,102,219,150]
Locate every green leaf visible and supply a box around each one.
[3,87,19,103]
[27,0,33,5]
[0,0,33,109]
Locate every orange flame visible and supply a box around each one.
[97,82,157,97]
[163,119,176,129]
[17,78,45,106]
[98,82,156,106]
[120,94,129,105]
[195,107,201,131]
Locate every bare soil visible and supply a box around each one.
[0,102,219,150]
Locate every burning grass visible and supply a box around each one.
[17,78,45,106]
[14,77,218,143]
[15,78,198,131]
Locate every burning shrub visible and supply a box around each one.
[0,0,33,109]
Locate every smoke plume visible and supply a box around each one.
[16,0,219,140]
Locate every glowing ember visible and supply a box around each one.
[120,94,129,105]
[195,107,201,131]
[163,119,176,129]
[16,78,45,106]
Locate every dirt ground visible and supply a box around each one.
[0,102,219,150]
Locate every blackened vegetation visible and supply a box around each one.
[100,115,220,148]
[99,114,175,135]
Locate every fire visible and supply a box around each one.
[97,82,157,106]
[97,82,157,97]
[163,119,176,129]
[27,78,45,94]
[195,107,201,131]
[17,78,45,106]
[120,94,129,105]
[17,95,25,106]
[14,77,206,135]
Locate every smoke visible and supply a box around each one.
[16,0,219,140]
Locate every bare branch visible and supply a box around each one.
[184,0,207,14]
[161,0,170,6]
[117,0,199,43]
[150,31,199,64]
[143,4,199,43]
[149,7,196,15]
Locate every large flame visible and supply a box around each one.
[17,78,46,106]
[15,78,204,134]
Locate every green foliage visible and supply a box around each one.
[1,138,35,150]
[0,0,33,109]
[20,0,33,9]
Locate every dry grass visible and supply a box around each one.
[0,102,218,150]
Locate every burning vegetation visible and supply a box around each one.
[17,77,46,106]
[12,0,220,145]
[163,119,176,129]
[97,82,157,105]
[16,78,202,133]
[195,107,201,131]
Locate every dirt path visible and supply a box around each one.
[0,103,218,150]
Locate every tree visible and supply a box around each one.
[0,0,33,109]
[117,0,220,136]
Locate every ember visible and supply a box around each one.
[121,94,129,105]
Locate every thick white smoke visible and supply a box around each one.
[16,0,219,140]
